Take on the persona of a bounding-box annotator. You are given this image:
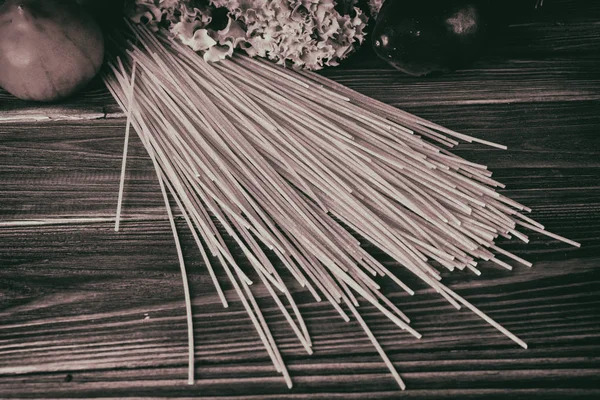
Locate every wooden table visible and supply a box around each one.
[1,1,599,398]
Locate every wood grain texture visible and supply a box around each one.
[1,1,599,398]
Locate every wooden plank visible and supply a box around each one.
[1,101,598,227]
[0,215,598,397]
[1,13,600,123]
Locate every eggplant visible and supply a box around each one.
[372,0,494,76]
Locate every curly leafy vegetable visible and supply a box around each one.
[128,0,368,69]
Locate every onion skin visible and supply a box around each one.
[0,0,104,101]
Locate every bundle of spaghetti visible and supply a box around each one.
[102,22,580,389]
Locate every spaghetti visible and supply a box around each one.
[102,22,580,389]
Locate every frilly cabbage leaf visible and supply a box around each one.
[128,0,369,69]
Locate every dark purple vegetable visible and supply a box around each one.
[372,0,494,76]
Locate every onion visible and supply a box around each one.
[0,0,104,101]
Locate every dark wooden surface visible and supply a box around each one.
[1,1,599,398]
